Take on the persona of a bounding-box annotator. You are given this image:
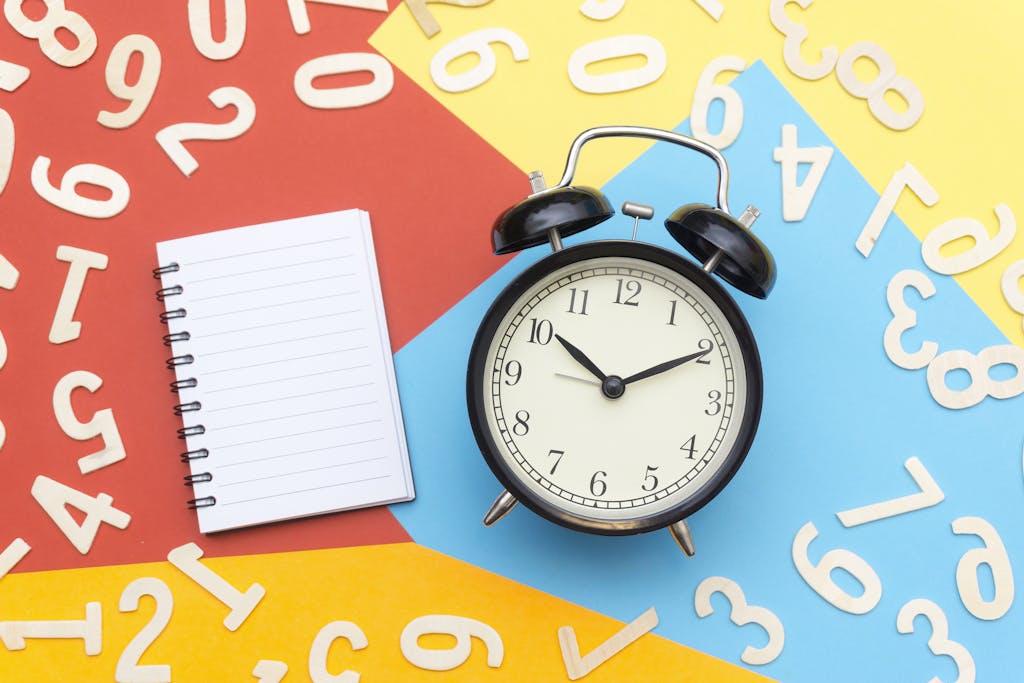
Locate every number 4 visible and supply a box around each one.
[773,124,833,222]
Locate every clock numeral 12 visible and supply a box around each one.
[613,279,641,306]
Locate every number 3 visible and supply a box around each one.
[694,576,784,665]
[896,598,975,683]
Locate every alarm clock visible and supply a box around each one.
[466,126,776,556]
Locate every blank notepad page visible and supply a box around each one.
[156,209,414,533]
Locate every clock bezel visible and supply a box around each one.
[467,240,764,536]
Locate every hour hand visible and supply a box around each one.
[622,347,711,385]
[554,334,607,382]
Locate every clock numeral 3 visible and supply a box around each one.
[613,279,641,306]
[589,471,607,497]
[527,318,553,344]
[705,390,723,416]
[567,287,590,315]
[512,410,530,436]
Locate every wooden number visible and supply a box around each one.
[405,0,492,38]
[926,345,1024,409]
[768,0,837,80]
[952,517,1014,620]
[921,204,1016,275]
[896,598,975,683]
[3,0,96,67]
[430,28,528,93]
[773,123,833,222]
[836,456,943,527]
[53,370,126,474]
[0,601,101,654]
[568,35,667,95]
[690,55,745,150]
[116,578,173,683]
[31,475,131,554]
[308,621,366,683]
[156,86,256,177]
[401,615,503,671]
[31,156,131,219]
[98,35,162,129]
[694,577,783,665]
[188,0,246,60]
[287,0,387,35]
[0,252,17,290]
[856,162,938,257]
[558,607,657,680]
[691,0,723,21]
[253,660,289,683]
[791,521,881,614]
[0,538,30,580]
[294,53,393,109]
[884,270,938,370]
[835,41,924,130]
[49,246,109,345]
[579,0,625,21]
[0,108,12,194]
[167,542,265,631]
[0,59,30,92]
[1002,259,1024,333]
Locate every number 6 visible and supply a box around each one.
[791,521,882,614]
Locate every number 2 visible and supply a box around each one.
[116,578,173,683]
[155,86,256,176]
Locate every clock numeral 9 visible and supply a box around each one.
[503,360,522,386]
[641,466,659,492]
[613,279,641,306]
[705,390,723,416]
[527,318,553,344]
[589,471,607,497]
[512,410,530,436]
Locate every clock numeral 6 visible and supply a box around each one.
[589,471,607,497]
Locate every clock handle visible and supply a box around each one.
[551,126,734,216]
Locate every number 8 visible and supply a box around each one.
[3,0,97,68]
[926,346,1024,409]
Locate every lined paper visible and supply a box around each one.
[156,210,414,533]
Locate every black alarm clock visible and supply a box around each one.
[466,126,775,555]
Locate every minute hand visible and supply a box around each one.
[621,348,711,386]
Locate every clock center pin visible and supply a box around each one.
[601,375,626,399]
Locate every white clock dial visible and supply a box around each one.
[470,242,761,533]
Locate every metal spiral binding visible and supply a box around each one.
[156,262,216,512]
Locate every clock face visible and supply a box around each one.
[468,241,763,534]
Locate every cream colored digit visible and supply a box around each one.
[0,538,30,580]
[286,0,387,35]
[567,35,667,95]
[53,370,126,474]
[253,660,289,683]
[31,475,131,554]
[116,577,174,683]
[694,577,783,665]
[3,0,97,67]
[883,270,938,370]
[835,41,923,130]
[308,621,367,683]
[926,346,1024,409]
[690,56,745,150]
[921,204,1016,275]
[188,0,246,60]
[0,252,18,289]
[155,86,256,177]
[294,53,394,109]
[98,35,162,129]
[558,608,656,680]
[0,108,13,194]
[166,542,265,631]
[0,417,5,451]
[404,0,493,38]
[430,28,529,93]
[773,123,833,222]
[49,246,109,345]
[579,0,625,21]
[837,456,943,527]
[768,0,837,80]
[791,522,882,614]
[0,328,6,370]
[896,598,975,683]
[691,0,723,21]
[0,601,101,655]
[856,162,939,257]
[31,156,131,219]
[1002,259,1024,332]
[0,59,30,92]
[401,615,503,671]
[952,517,1014,620]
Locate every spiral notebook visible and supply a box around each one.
[154,209,414,533]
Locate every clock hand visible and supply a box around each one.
[554,334,608,382]
[554,370,602,386]
[621,348,712,386]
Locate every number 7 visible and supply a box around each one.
[855,162,938,257]
[836,456,944,527]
